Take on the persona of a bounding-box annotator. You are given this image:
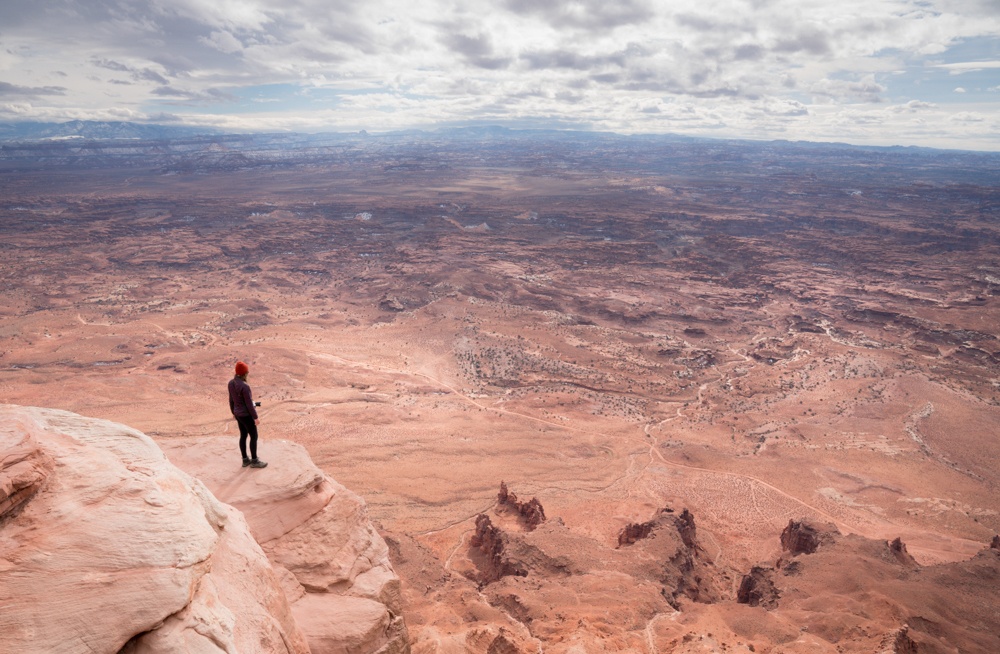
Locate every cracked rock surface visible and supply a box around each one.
[0,404,309,654]
[1,405,409,654]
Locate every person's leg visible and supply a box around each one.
[244,419,267,468]
[246,419,259,460]
[238,417,251,460]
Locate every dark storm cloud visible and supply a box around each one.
[0,81,66,97]
[502,0,654,31]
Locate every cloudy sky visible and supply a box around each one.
[2,0,999,149]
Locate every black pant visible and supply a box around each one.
[236,415,258,460]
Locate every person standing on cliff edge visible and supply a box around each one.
[229,361,268,469]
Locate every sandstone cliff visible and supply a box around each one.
[161,437,409,654]
[0,405,408,654]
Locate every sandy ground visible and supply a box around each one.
[2,143,999,651]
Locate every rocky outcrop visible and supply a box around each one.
[736,566,780,608]
[732,519,1000,652]
[873,625,918,654]
[0,405,310,654]
[610,506,722,607]
[991,534,1000,550]
[379,295,406,312]
[674,508,700,551]
[664,507,724,606]
[617,519,656,547]
[616,507,700,551]
[0,419,52,518]
[496,482,545,530]
[780,518,836,555]
[161,437,409,654]
[470,513,528,586]
[888,537,918,566]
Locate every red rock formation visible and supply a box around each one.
[732,520,1000,651]
[781,520,824,555]
[888,537,918,566]
[736,566,780,608]
[617,520,656,547]
[874,625,918,654]
[470,513,528,585]
[617,507,700,551]
[485,630,523,654]
[497,481,546,530]
[674,508,700,551]
[991,535,1000,550]
[612,506,723,606]
[0,422,52,519]
[497,481,511,504]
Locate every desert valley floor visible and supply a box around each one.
[2,132,1000,653]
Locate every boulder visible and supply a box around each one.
[0,405,309,654]
[780,519,837,555]
[161,437,409,654]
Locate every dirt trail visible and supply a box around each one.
[298,346,877,538]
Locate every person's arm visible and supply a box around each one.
[243,385,259,421]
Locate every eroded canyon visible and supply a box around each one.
[2,131,999,652]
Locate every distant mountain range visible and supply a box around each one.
[1,121,998,182]
[0,120,221,142]
[1,120,995,157]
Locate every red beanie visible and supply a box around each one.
[235,361,249,376]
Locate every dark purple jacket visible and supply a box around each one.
[228,376,258,419]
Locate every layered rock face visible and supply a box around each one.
[161,437,408,654]
[0,405,408,654]
[735,518,1000,652]
[449,497,731,651]
[0,404,309,654]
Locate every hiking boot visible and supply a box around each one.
[242,457,251,467]
[249,458,268,469]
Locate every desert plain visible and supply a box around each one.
[2,131,999,653]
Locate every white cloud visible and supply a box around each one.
[809,75,886,103]
[152,0,274,32]
[935,60,1000,74]
[0,0,996,148]
[202,30,244,54]
[888,100,937,113]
